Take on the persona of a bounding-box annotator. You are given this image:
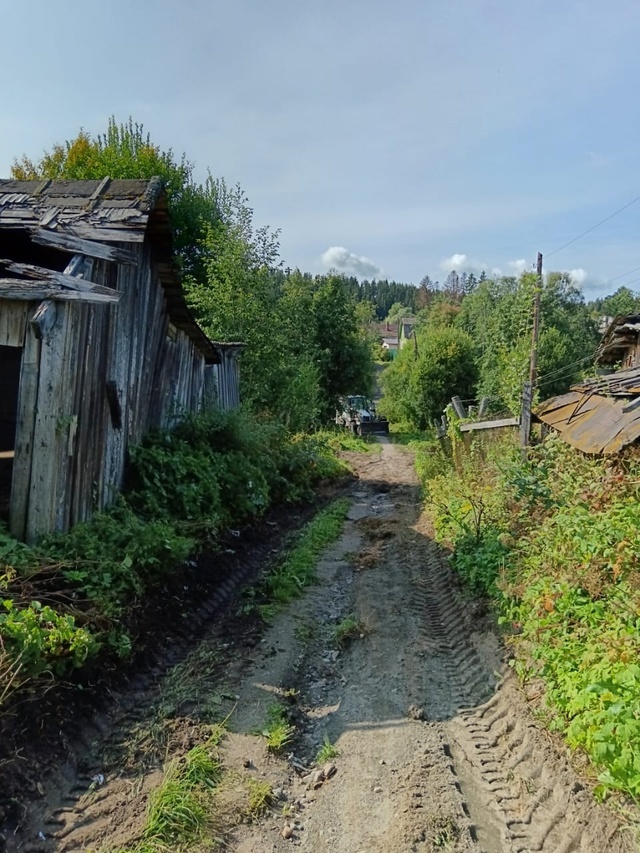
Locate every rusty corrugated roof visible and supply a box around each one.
[535,368,640,454]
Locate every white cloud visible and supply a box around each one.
[438,254,545,280]
[569,268,588,285]
[507,259,529,275]
[440,253,469,271]
[321,246,382,279]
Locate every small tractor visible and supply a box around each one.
[335,395,390,436]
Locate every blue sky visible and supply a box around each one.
[2,0,640,297]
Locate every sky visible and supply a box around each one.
[2,0,640,298]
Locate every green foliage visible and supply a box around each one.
[457,273,599,411]
[262,498,349,606]
[114,728,225,853]
[421,432,640,798]
[44,503,194,618]
[0,599,99,679]
[379,326,477,430]
[259,703,295,753]
[332,614,369,647]
[316,735,340,763]
[188,231,375,425]
[589,285,640,318]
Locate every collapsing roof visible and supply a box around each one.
[596,313,640,366]
[535,366,640,455]
[0,177,218,362]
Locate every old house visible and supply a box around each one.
[0,177,240,542]
[534,314,640,455]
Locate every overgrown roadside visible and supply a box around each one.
[3,439,638,852]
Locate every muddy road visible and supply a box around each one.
[3,440,637,852]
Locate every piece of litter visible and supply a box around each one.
[91,773,105,787]
[38,832,46,840]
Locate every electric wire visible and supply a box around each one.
[546,193,640,259]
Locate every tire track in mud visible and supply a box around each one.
[1,499,340,853]
[411,538,636,853]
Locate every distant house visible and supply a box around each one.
[534,314,640,455]
[0,177,241,541]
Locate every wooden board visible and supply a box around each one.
[32,228,137,265]
[0,279,120,304]
[459,417,519,432]
[0,300,28,346]
[63,224,145,243]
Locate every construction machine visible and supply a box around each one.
[335,395,389,436]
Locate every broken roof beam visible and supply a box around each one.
[0,259,120,301]
[32,228,137,265]
[0,279,120,304]
[62,223,145,243]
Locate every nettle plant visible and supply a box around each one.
[422,432,640,797]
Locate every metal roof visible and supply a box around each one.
[535,366,640,454]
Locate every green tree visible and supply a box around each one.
[457,272,598,411]
[592,286,640,317]
[12,118,220,282]
[379,326,477,429]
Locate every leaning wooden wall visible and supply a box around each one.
[12,240,207,542]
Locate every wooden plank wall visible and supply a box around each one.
[213,351,241,410]
[11,239,208,542]
[0,301,27,347]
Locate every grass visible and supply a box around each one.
[263,497,350,606]
[103,643,230,773]
[258,703,295,753]
[316,735,340,764]
[387,421,428,446]
[332,613,370,648]
[315,427,382,454]
[245,778,274,821]
[110,727,225,853]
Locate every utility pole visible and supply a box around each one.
[520,252,543,449]
[529,252,543,387]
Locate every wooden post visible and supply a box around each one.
[451,396,468,419]
[529,252,543,387]
[478,396,489,418]
[521,252,543,449]
[520,381,533,449]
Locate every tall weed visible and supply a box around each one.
[421,432,640,798]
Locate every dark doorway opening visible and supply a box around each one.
[0,345,22,526]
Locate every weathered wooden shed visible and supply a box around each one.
[0,177,234,542]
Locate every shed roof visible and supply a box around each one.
[534,365,640,454]
[0,178,218,362]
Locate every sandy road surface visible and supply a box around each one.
[6,440,636,853]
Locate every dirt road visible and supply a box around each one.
[5,440,637,852]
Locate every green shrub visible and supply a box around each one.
[421,431,640,798]
[0,599,99,679]
[43,502,194,617]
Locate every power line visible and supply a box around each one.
[546,193,640,260]
[536,350,599,386]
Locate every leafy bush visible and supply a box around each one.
[379,325,477,430]
[0,410,350,699]
[421,431,640,798]
[0,599,99,679]
[43,503,194,617]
